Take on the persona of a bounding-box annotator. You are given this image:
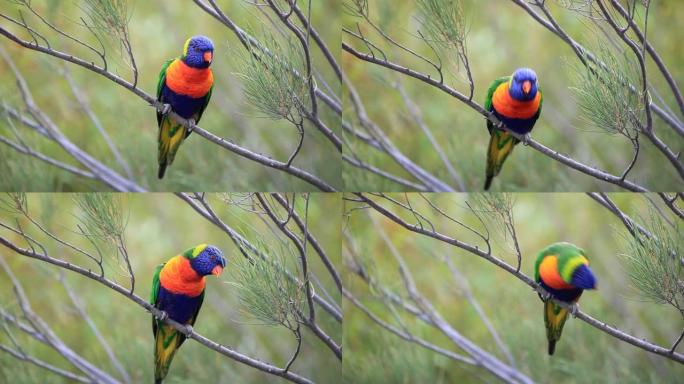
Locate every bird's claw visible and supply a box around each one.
[156,310,168,322]
[161,103,172,115]
[184,324,194,334]
[539,290,551,301]
[522,134,531,146]
[187,119,196,133]
[569,303,579,317]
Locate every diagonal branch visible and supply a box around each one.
[0,24,334,191]
[0,235,315,384]
[175,192,342,322]
[353,192,684,364]
[343,42,649,192]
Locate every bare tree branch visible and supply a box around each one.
[0,255,121,384]
[0,2,338,191]
[175,192,343,322]
[0,195,329,384]
[343,42,648,192]
[0,47,144,191]
[351,192,684,364]
[255,193,342,360]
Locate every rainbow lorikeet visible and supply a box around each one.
[483,68,542,190]
[151,244,226,383]
[156,35,214,179]
[534,242,597,355]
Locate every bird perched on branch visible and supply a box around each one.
[534,242,597,355]
[151,244,226,383]
[156,35,214,179]
[483,68,542,190]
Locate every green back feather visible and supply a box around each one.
[151,263,164,334]
[534,242,587,283]
[156,60,174,99]
[484,76,510,112]
[156,59,174,127]
[181,243,208,259]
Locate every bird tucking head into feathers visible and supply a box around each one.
[568,263,597,290]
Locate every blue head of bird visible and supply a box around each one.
[184,244,226,277]
[183,35,214,69]
[509,68,538,101]
[570,264,597,290]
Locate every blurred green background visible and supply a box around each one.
[0,193,341,383]
[0,0,341,191]
[343,1,684,191]
[343,193,684,383]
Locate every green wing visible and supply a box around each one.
[484,76,510,112]
[151,263,164,335]
[156,59,175,127]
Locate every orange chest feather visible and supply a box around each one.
[492,82,541,119]
[165,59,213,98]
[159,256,205,297]
[539,256,574,290]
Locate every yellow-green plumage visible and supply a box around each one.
[544,301,570,355]
[485,129,517,190]
[157,116,188,179]
[154,323,183,383]
[155,36,215,179]
[151,244,224,383]
[534,242,597,356]
[483,70,542,190]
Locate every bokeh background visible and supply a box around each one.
[0,193,341,383]
[343,193,684,383]
[0,0,341,191]
[342,1,684,191]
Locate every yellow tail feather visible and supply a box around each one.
[544,300,569,355]
[154,323,182,383]
[484,130,517,190]
[157,115,188,179]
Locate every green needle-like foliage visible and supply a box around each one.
[570,44,645,139]
[234,30,309,124]
[81,0,131,38]
[229,239,305,330]
[73,193,130,274]
[0,192,27,215]
[621,209,684,316]
[343,0,368,18]
[81,0,133,65]
[472,193,514,216]
[470,193,514,238]
[74,193,125,241]
[416,0,467,47]
[416,0,468,69]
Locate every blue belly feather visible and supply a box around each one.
[492,108,537,135]
[160,85,206,119]
[156,285,203,324]
[539,280,583,303]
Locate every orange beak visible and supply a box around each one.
[522,80,531,95]
[211,265,223,276]
[204,51,213,64]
